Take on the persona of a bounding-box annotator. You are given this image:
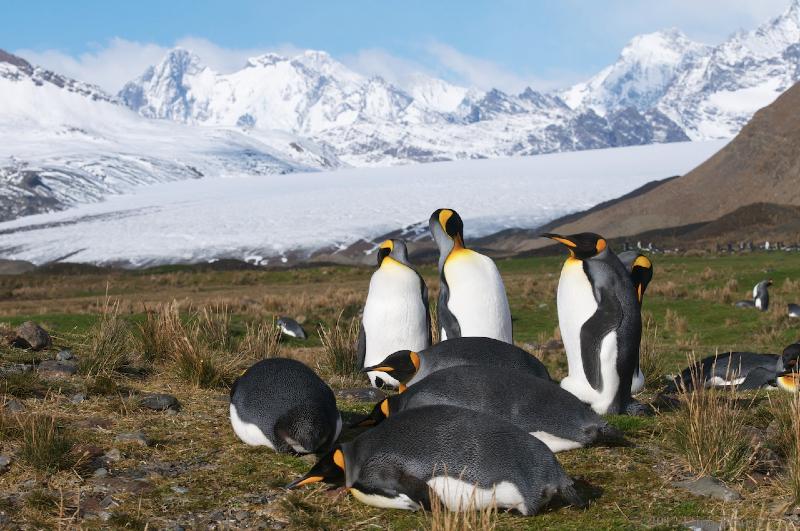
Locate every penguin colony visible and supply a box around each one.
[229,207,800,517]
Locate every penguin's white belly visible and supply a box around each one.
[530,431,583,452]
[229,404,275,450]
[350,488,420,511]
[362,264,429,370]
[443,250,512,343]
[707,376,746,387]
[427,477,526,514]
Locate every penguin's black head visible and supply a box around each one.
[352,397,393,428]
[286,446,346,489]
[630,255,653,303]
[376,239,410,267]
[362,350,421,384]
[780,343,800,374]
[430,209,465,253]
[541,232,608,260]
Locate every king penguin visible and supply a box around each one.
[429,208,513,343]
[735,279,772,311]
[617,251,654,394]
[229,358,341,454]
[358,239,431,388]
[287,405,586,515]
[542,232,644,415]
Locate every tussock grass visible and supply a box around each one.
[662,354,759,481]
[79,299,134,376]
[239,318,282,360]
[639,314,668,390]
[768,393,800,505]
[137,302,182,363]
[18,415,77,473]
[664,308,689,336]
[318,312,360,376]
[2,370,46,398]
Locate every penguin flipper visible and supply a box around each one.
[437,279,461,340]
[356,322,367,370]
[579,287,622,391]
[418,273,432,345]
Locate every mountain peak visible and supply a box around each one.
[246,53,287,68]
[0,49,33,72]
[620,28,705,63]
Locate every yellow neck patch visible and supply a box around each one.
[438,209,454,229]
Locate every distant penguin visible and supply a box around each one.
[358,239,431,388]
[429,208,513,343]
[665,343,800,392]
[735,279,772,311]
[788,303,800,318]
[353,366,626,452]
[287,405,586,515]
[362,336,550,388]
[229,358,341,454]
[617,251,654,395]
[277,317,307,340]
[542,233,643,415]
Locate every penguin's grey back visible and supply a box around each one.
[411,337,550,385]
[346,405,582,514]
[230,358,339,453]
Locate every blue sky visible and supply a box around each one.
[2,0,791,92]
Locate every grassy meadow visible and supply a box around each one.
[1,251,800,529]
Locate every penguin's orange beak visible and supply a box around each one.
[540,233,577,248]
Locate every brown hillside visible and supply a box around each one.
[547,81,800,239]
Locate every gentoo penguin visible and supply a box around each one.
[362,336,550,389]
[665,343,800,392]
[617,251,654,395]
[542,233,643,415]
[788,303,800,318]
[229,358,341,454]
[357,239,431,388]
[735,280,772,311]
[287,405,586,515]
[429,208,513,343]
[277,317,307,340]
[353,366,626,452]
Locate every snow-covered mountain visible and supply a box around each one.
[0,50,341,221]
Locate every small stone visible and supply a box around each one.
[98,511,112,522]
[75,416,113,430]
[139,393,180,411]
[171,485,189,495]
[544,339,564,351]
[235,510,251,521]
[115,432,148,446]
[99,495,118,509]
[684,521,721,531]
[336,388,386,402]
[37,360,77,379]
[70,393,86,404]
[0,363,33,375]
[673,476,742,502]
[0,455,11,473]
[13,321,52,350]
[56,349,73,361]
[299,454,318,465]
[4,398,25,413]
[21,479,37,489]
[104,448,122,462]
[93,467,109,478]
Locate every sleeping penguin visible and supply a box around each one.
[362,336,551,389]
[617,251,654,394]
[358,239,431,388]
[353,366,626,452]
[277,317,307,340]
[287,405,586,515]
[229,358,341,454]
[429,208,513,343]
[735,280,772,311]
[665,342,800,392]
[542,232,644,415]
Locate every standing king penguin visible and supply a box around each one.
[543,233,643,415]
[358,239,431,388]
[429,208,513,342]
[617,250,654,394]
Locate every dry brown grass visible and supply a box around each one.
[664,308,689,336]
[649,280,687,299]
[318,311,360,376]
[430,300,440,345]
[662,354,760,481]
[426,482,497,531]
[78,299,134,377]
[639,314,668,390]
[768,393,800,505]
[240,318,282,360]
[18,415,78,473]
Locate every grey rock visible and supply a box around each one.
[673,476,742,502]
[93,467,108,478]
[104,448,122,461]
[3,398,25,413]
[55,349,73,361]
[0,454,10,472]
[37,360,77,379]
[139,393,180,411]
[99,495,118,509]
[684,521,721,531]
[70,393,86,404]
[21,478,37,489]
[115,432,148,446]
[13,321,52,350]
[0,362,33,375]
[335,388,386,402]
[171,485,189,495]
[98,511,112,522]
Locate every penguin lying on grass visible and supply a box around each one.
[277,317,307,340]
[362,336,550,389]
[358,239,431,388]
[353,366,627,452]
[788,303,800,318]
[288,405,587,515]
[735,279,772,311]
[229,358,341,454]
[664,342,800,392]
[430,208,513,343]
[542,232,645,416]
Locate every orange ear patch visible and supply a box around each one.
[410,351,421,370]
[595,239,607,253]
[333,449,345,470]
[380,399,390,417]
